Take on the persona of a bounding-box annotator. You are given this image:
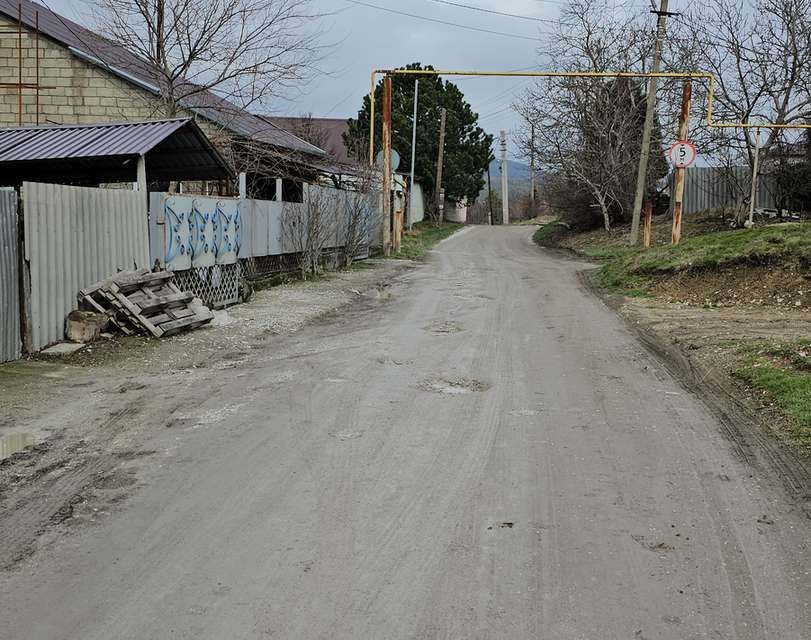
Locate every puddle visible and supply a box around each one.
[0,432,39,461]
[420,378,490,395]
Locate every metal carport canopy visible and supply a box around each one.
[0,118,234,186]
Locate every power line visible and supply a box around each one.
[424,0,567,24]
[343,0,546,41]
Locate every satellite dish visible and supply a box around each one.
[375,148,401,172]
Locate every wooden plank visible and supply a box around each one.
[108,288,163,337]
[158,312,213,335]
[137,292,194,314]
[80,294,109,314]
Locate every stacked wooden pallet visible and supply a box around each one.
[78,269,214,338]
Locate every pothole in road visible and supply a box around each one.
[419,377,490,395]
[508,408,540,417]
[424,320,463,335]
[330,430,364,441]
[93,470,137,490]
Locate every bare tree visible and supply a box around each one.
[673,0,811,167]
[287,113,332,154]
[517,1,668,230]
[338,168,378,268]
[282,185,336,279]
[91,0,324,116]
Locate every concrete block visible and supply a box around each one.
[65,310,108,343]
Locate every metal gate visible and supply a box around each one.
[0,190,21,363]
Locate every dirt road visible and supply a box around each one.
[1,227,808,639]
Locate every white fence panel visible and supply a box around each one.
[23,182,149,350]
[0,190,20,362]
[150,194,243,268]
[244,199,284,258]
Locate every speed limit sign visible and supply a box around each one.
[668,141,698,168]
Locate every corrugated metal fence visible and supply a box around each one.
[676,166,779,215]
[0,190,20,363]
[23,182,150,350]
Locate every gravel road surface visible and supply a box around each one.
[1,226,808,639]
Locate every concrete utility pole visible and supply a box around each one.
[486,164,494,225]
[671,80,692,244]
[408,78,419,230]
[629,0,671,245]
[530,123,536,213]
[382,75,393,255]
[500,130,509,225]
[435,108,447,223]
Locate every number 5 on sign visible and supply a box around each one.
[668,141,697,168]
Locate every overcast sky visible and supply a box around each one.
[42,0,593,159]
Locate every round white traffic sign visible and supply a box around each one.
[668,141,697,168]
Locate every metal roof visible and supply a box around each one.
[263,117,356,164]
[0,0,326,158]
[0,118,234,184]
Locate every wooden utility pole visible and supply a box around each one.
[500,130,509,225]
[747,127,762,228]
[643,201,653,248]
[671,80,692,244]
[382,75,392,255]
[435,107,447,223]
[629,0,671,245]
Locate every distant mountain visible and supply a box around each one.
[484,159,535,195]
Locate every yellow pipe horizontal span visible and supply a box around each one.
[367,68,810,165]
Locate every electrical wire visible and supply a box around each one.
[343,0,547,41]
[424,0,568,25]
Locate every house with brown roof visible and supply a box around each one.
[0,0,328,199]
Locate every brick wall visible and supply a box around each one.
[0,16,172,126]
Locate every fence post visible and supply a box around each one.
[643,201,653,249]
[15,187,32,354]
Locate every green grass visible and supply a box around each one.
[588,223,811,296]
[735,340,811,446]
[397,221,463,260]
[622,223,811,274]
[532,222,568,246]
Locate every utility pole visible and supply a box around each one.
[500,130,509,225]
[435,107,447,223]
[530,123,536,214]
[408,78,419,230]
[382,75,392,255]
[747,127,762,228]
[629,0,672,245]
[486,163,494,226]
[671,80,692,244]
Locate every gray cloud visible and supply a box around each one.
[44,0,564,158]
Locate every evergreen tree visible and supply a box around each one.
[344,63,493,207]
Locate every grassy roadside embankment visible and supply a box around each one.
[397,221,463,260]
[535,218,811,449]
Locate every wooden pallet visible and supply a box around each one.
[78,270,214,338]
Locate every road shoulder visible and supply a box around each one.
[591,281,811,517]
